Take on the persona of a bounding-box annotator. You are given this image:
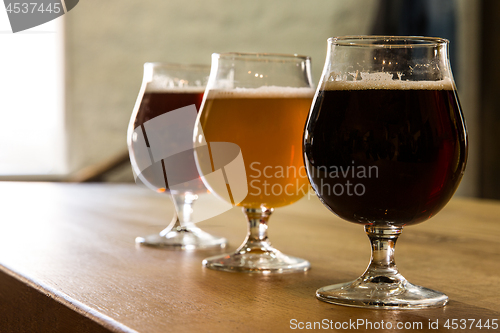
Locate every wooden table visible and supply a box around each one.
[0,182,498,332]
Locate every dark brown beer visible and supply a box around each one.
[133,90,204,128]
[131,88,205,193]
[304,80,467,226]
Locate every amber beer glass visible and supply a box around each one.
[304,37,467,308]
[195,53,314,273]
[127,63,226,249]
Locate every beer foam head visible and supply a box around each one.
[323,72,454,90]
[145,81,206,93]
[207,86,315,99]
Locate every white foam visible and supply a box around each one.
[206,86,315,99]
[323,72,454,90]
[145,84,206,93]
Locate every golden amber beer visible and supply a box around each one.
[199,87,314,208]
[197,52,313,273]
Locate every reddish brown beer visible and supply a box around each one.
[133,90,204,128]
[130,88,205,193]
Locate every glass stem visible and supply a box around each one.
[236,207,275,254]
[171,193,197,231]
[361,225,406,285]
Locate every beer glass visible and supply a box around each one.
[127,63,226,249]
[304,36,467,308]
[194,53,314,273]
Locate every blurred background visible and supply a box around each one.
[1,0,498,198]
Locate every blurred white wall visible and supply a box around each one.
[0,14,65,177]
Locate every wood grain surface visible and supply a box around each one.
[0,182,498,332]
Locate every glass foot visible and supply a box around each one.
[203,250,310,274]
[136,224,227,250]
[316,278,448,309]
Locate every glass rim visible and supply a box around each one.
[144,62,211,70]
[213,52,311,62]
[328,36,449,48]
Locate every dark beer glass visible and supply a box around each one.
[127,63,226,249]
[304,37,467,308]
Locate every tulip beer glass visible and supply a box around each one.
[128,63,226,249]
[304,37,467,308]
[195,53,315,273]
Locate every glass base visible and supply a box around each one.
[316,278,448,309]
[203,250,310,274]
[136,225,227,250]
